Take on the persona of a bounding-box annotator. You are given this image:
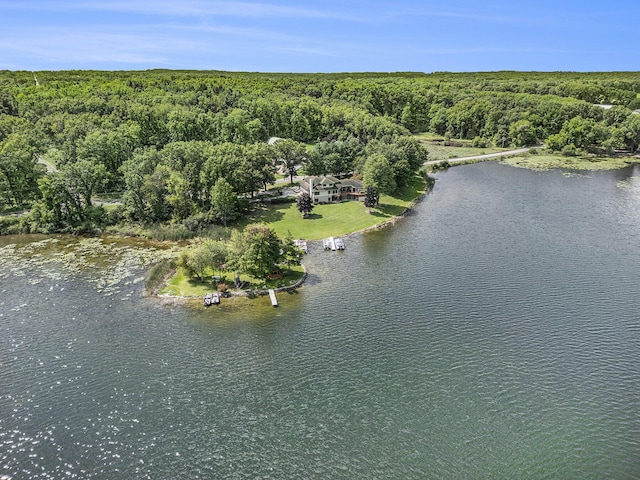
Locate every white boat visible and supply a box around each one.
[203,293,212,306]
[293,239,308,253]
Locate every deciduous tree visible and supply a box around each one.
[275,139,306,185]
[296,192,314,218]
[210,177,238,227]
[364,185,379,208]
[362,154,396,198]
[228,223,282,281]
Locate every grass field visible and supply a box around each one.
[161,265,306,296]
[414,133,507,161]
[238,174,426,240]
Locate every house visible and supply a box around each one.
[298,176,365,204]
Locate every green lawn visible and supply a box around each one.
[161,265,305,296]
[238,175,426,240]
[158,175,425,296]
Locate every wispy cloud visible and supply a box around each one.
[0,26,198,67]
[0,20,344,69]
[0,0,367,21]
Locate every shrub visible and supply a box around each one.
[561,144,577,156]
[182,212,212,233]
[472,136,488,148]
[0,216,22,235]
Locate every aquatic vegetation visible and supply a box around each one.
[501,154,631,171]
[0,235,180,296]
[616,177,640,190]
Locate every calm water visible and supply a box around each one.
[2,162,640,479]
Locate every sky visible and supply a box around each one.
[0,0,638,73]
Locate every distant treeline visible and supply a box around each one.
[1,70,639,233]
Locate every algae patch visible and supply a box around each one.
[501,154,631,171]
[0,235,180,296]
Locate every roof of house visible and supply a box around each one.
[300,176,363,195]
[339,179,363,187]
[300,176,339,191]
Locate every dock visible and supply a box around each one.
[268,289,278,307]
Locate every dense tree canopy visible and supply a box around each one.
[1,69,639,231]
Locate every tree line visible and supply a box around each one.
[1,69,639,232]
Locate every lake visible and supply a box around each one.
[1,162,640,479]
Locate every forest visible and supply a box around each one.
[1,70,639,235]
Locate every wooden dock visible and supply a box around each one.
[268,289,278,307]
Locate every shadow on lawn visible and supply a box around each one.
[244,205,286,224]
[366,209,390,218]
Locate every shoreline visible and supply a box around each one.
[149,188,428,304]
[154,264,308,305]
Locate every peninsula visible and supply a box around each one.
[1,70,639,298]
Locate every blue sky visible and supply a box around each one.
[0,0,637,72]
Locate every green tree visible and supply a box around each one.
[229,223,282,281]
[177,248,208,282]
[120,148,161,221]
[141,165,171,222]
[275,139,306,185]
[210,177,238,227]
[362,154,396,199]
[76,122,141,186]
[63,158,109,208]
[32,163,107,230]
[281,231,303,270]
[0,133,44,207]
[203,240,229,277]
[296,191,314,218]
[364,185,379,208]
[177,240,228,282]
[159,141,210,206]
[622,115,640,152]
[246,142,276,192]
[509,119,537,146]
[166,170,195,221]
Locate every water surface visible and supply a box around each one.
[2,162,640,479]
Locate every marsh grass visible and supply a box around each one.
[108,223,231,242]
[145,258,176,294]
[414,132,507,161]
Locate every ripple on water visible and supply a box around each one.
[2,164,640,478]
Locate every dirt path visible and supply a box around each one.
[423,147,540,166]
[37,155,58,173]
